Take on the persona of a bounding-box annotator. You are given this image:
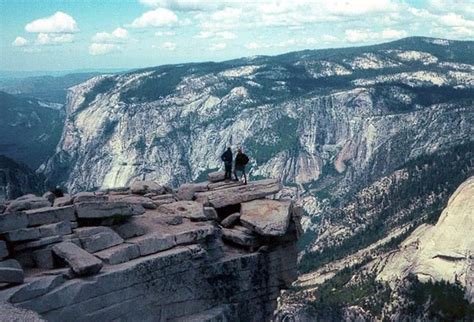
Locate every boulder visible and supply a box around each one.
[52,242,103,276]
[9,275,65,303]
[113,220,147,239]
[105,187,130,195]
[32,247,56,269]
[130,181,164,195]
[0,240,8,260]
[94,243,140,265]
[151,194,177,206]
[6,196,51,213]
[207,171,226,183]
[177,182,209,201]
[164,216,183,226]
[74,227,124,253]
[25,206,76,226]
[39,221,72,238]
[0,259,24,284]
[14,236,62,252]
[42,192,55,205]
[109,195,157,209]
[15,194,36,200]
[203,207,218,220]
[221,213,241,228]
[72,192,108,204]
[195,179,282,208]
[128,233,176,256]
[208,180,243,191]
[0,212,28,234]
[75,201,145,219]
[222,228,259,248]
[4,227,41,242]
[240,199,292,237]
[53,195,73,207]
[158,201,207,221]
[172,224,217,245]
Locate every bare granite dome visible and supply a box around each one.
[377,176,474,301]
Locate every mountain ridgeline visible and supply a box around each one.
[43,37,473,195]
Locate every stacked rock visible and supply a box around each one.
[0,175,301,322]
[0,182,177,285]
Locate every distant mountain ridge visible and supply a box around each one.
[42,37,473,191]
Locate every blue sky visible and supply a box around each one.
[1,0,473,71]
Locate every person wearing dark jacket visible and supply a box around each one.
[233,148,249,185]
[221,147,233,180]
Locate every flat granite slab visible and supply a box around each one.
[194,179,282,208]
[240,199,292,237]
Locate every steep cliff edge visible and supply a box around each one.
[0,174,300,321]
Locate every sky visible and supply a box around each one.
[0,0,473,72]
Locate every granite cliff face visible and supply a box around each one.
[0,173,300,321]
[42,37,473,196]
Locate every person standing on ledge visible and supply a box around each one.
[234,147,250,185]
[221,147,233,181]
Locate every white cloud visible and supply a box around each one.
[326,0,399,16]
[305,37,318,45]
[245,42,268,50]
[211,8,242,21]
[345,28,407,43]
[210,42,226,50]
[131,8,178,28]
[439,13,474,28]
[345,30,370,43]
[195,30,236,39]
[89,43,120,56]
[427,0,474,15]
[140,0,223,11]
[12,36,28,47]
[380,28,407,39]
[276,39,297,47]
[36,33,74,45]
[217,31,236,40]
[25,11,78,33]
[322,34,339,42]
[93,27,129,43]
[155,31,176,36]
[162,41,177,50]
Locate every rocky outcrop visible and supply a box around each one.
[377,176,474,301]
[0,177,299,321]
